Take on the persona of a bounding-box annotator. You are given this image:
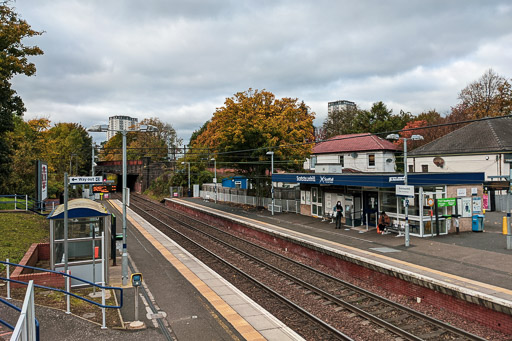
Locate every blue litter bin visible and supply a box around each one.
[472,214,485,232]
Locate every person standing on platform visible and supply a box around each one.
[335,201,343,229]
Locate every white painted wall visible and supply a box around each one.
[308,151,396,173]
[408,154,511,180]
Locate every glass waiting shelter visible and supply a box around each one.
[48,198,111,286]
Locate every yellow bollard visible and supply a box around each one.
[503,216,508,235]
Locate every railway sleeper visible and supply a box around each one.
[385,313,410,323]
[371,306,394,315]
[359,301,380,309]
[346,296,366,304]
[336,291,355,298]
[401,321,425,331]
[421,329,449,340]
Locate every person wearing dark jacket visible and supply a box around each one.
[335,201,343,229]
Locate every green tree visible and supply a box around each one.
[321,105,360,138]
[321,101,412,139]
[2,117,49,194]
[0,2,43,192]
[42,123,92,197]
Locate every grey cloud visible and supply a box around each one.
[10,0,512,142]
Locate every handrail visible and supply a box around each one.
[0,260,123,309]
[0,288,40,340]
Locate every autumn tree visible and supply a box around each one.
[101,117,179,162]
[0,2,43,192]
[454,68,512,119]
[192,89,315,193]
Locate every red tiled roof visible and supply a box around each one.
[313,133,399,154]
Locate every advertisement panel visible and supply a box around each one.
[36,160,48,202]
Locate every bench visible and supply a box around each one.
[322,212,335,223]
[386,221,419,235]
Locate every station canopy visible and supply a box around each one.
[47,198,109,220]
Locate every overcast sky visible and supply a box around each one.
[11,0,512,143]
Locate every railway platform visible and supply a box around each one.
[166,197,512,335]
[105,200,303,341]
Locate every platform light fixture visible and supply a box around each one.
[266,151,275,215]
[87,123,157,286]
[211,158,217,203]
[386,134,424,247]
[181,161,191,196]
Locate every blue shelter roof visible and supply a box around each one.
[272,172,485,188]
[48,198,109,220]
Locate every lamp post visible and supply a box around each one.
[386,134,424,247]
[87,123,156,286]
[91,144,98,199]
[181,162,190,197]
[266,151,274,215]
[211,158,217,203]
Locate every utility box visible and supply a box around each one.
[472,214,485,232]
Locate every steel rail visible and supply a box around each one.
[131,194,487,341]
[126,198,353,341]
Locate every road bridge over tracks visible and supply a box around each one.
[95,158,174,193]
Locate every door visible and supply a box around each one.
[311,187,323,217]
[363,191,378,227]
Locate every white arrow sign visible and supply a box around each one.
[69,176,104,184]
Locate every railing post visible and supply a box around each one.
[366,213,369,231]
[25,195,28,211]
[6,258,11,300]
[101,232,107,329]
[15,195,17,210]
[66,270,71,314]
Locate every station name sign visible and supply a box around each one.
[296,175,316,182]
[396,185,414,197]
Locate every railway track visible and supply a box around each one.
[123,195,486,341]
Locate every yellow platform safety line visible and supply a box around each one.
[109,201,266,341]
[174,198,512,297]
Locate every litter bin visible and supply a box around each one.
[472,214,485,232]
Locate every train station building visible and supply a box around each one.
[272,172,485,237]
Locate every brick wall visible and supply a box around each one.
[10,243,65,289]
[167,199,512,335]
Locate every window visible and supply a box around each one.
[368,154,375,167]
[422,165,428,173]
[311,156,317,169]
[409,165,414,173]
[339,155,344,167]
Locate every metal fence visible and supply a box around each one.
[495,194,510,212]
[200,189,300,213]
